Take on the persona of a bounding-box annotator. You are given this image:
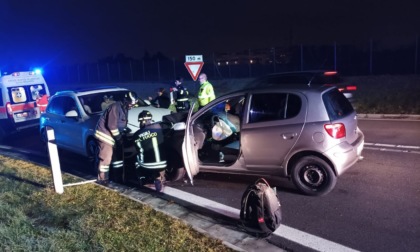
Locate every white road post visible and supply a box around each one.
[46,126,64,194]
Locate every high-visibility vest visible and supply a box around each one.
[197,82,215,107]
[36,95,49,113]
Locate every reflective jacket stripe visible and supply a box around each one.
[99,165,109,172]
[177,98,189,101]
[111,160,124,168]
[152,138,160,161]
[110,129,120,137]
[95,131,115,145]
[140,161,167,169]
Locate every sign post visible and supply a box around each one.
[184,55,204,81]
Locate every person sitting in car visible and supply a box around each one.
[148,88,171,109]
[101,95,115,111]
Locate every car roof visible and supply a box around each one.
[260,70,338,76]
[54,86,128,96]
[225,83,335,97]
[246,70,342,88]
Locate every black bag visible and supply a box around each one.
[240,178,282,237]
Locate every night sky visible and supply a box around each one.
[1,0,419,67]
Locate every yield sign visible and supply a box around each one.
[184,62,204,81]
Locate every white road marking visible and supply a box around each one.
[162,186,360,252]
[364,142,420,154]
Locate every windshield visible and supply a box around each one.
[78,91,139,114]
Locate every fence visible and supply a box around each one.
[10,38,420,84]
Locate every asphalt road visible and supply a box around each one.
[2,118,420,252]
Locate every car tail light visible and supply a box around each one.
[345,85,357,91]
[6,102,13,118]
[324,71,337,76]
[324,123,346,139]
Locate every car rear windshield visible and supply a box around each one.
[322,89,354,120]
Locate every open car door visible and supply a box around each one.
[182,102,200,185]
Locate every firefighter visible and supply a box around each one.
[197,73,215,109]
[172,77,190,112]
[94,91,138,185]
[133,110,169,192]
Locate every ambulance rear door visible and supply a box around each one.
[2,71,49,128]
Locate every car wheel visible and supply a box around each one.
[86,137,99,174]
[291,156,337,196]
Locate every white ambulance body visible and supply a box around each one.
[0,71,50,141]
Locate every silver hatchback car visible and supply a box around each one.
[39,87,171,160]
[171,84,364,196]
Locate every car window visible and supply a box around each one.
[8,87,28,104]
[29,84,47,101]
[47,96,77,116]
[194,95,245,134]
[249,93,301,123]
[323,89,354,120]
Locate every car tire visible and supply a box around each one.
[291,156,337,196]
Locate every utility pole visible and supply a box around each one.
[334,41,337,71]
[300,44,304,71]
[369,39,373,75]
[415,34,418,74]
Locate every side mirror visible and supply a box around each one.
[65,110,78,118]
[173,122,186,131]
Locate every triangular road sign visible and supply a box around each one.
[184,62,204,81]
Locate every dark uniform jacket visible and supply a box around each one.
[95,101,128,146]
[150,93,171,109]
[174,84,190,111]
[133,122,168,170]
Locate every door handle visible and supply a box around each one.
[282,133,297,140]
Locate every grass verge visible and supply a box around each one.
[0,155,233,252]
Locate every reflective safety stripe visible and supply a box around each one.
[141,161,167,169]
[99,165,110,172]
[95,131,115,145]
[111,160,124,168]
[152,137,160,162]
[111,129,120,137]
[177,98,189,101]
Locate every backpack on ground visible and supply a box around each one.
[240,178,282,237]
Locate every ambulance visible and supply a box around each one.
[0,71,50,141]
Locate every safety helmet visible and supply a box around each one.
[124,91,138,107]
[138,110,153,128]
[138,110,152,122]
